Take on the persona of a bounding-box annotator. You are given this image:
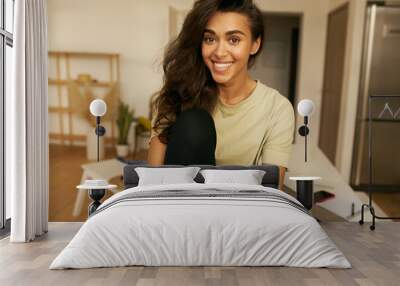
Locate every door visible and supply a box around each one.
[318,4,349,165]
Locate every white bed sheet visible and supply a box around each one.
[50,183,351,269]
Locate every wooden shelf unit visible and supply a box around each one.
[48,51,120,146]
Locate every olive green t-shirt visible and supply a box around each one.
[150,81,295,167]
[212,81,295,167]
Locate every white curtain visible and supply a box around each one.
[7,0,49,242]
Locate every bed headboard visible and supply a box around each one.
[123,164,280,189]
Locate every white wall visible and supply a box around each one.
[47,0,194,141]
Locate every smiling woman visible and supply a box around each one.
[148,0,294,190]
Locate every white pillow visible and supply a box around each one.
[200,169,266,185]
[135,167,201,186]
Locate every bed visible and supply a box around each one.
[50,164,350,269]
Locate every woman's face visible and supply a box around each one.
[201,12,260,86]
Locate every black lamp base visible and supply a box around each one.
[296,180,314,210]
[88,189,106,216]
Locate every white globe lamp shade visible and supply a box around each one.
[297,99,315,117]
[90,99,107,117]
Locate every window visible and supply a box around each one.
[1,0,14,232]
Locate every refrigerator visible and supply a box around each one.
[351,3,400,191]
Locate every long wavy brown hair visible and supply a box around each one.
[153,0,264,144]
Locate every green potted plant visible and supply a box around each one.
[116,101,134,157]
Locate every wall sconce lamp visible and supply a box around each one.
[89,99,107,162]
[297,99,315,162]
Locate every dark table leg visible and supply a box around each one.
[296,180,314,210]
[88,189,106,216]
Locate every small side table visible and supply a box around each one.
[73,159,125,217]
[289,177,321,210]
[77,184,117,216]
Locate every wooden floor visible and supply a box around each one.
[1,222,399,286]
[370,193,400,218]
[49,144,147,221]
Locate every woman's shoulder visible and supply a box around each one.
[256,81,294,110]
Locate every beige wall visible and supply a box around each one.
[255,0,329,146]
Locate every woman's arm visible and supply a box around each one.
[278,166,286,190]
[147,136,167,166]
